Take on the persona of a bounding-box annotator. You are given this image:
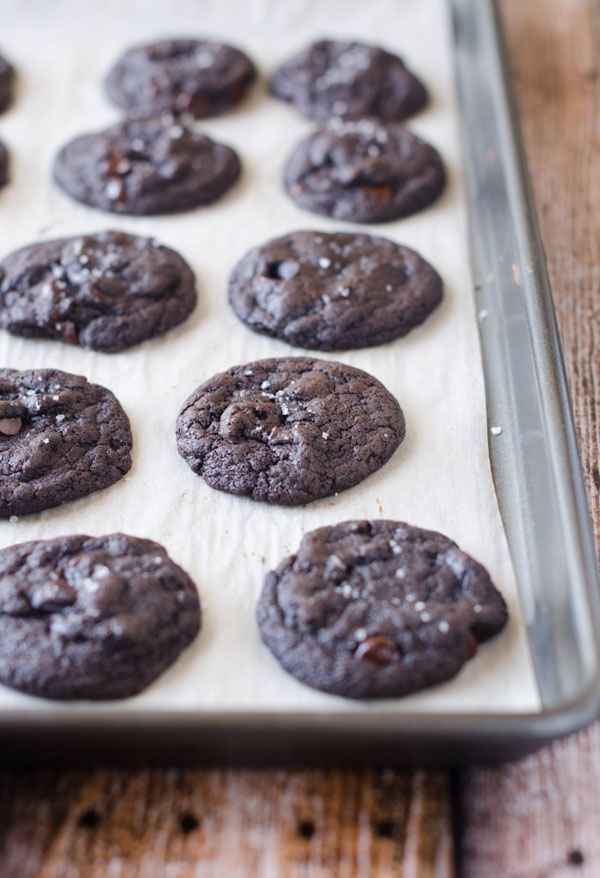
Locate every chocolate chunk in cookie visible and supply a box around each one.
[270,39,427,123]
[176,357,404,505]
[0,53,15,115]
[105,38,256,118]
[284,120,446,223]
[0,368,132,517]
[0,139,8,189]
[0,231,197,352]
[0,533,200,700]
[228,230,442,350]
[53,114,241,215]
[258,520,508,699]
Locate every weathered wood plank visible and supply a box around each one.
[460,1,600,875]
[0,769,453,878]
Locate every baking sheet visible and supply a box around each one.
[0,0,540,714]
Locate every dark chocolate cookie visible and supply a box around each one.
[270,39,427,123]
[0,230,197,352]
[176,357,405,505]
[284,119,446,223]
[228,230,442,350]
[53,115,241,215]
[0,533,200,700]
[0,368,132,517]
[0,139,7,189]
[258,520,508,699]
[105,38,256,118]
[0,53,15,114]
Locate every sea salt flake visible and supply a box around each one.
[261,380,270,389]
[490,426,502,436]
[318,257,331,269]
[420,611,431,622]
[104,180,123,200]
[438,620,450,633]
[395,568,406,579]
[474,604,483,613]
[354,628,367,642]
[414,600,426,611]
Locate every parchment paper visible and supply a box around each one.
[0,0,541,713]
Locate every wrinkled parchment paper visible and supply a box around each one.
[0,0,540,714]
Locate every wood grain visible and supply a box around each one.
[0,769,453,877]
[459,1,600,876]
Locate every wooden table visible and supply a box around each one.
[1,1,599,874]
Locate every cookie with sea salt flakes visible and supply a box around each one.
[0,139,7,189]
[53,114,241,215]
[0,368,132,517]
[228,230,443,350]
[0,230,197,352]
[257,520,508,699]
[105,38,256,118]
[284,119,446,223]
[176,357,405,505]
[0,53,15,115]
[0,533,200,700]
[270,39,427,123]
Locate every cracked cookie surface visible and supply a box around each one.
[284,119,445,223]
[105,37,256,118]
[270,39,426,123]
[0,139,7,189]
[0,368,132,517]
[176,357,405,505]
[229,230,443,350]
[0,230,197,352]
[53,114,241,215]
[0,533,200,700]
[0,53,14,114]
[258,520,508,698]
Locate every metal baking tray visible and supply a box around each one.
[1,0,600,766]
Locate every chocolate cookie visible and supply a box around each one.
[270,40,427,123]
[0,53,15,114]
[228,231,442,350]
[284,119,446,223]
[258,521,508,699]
[53,115,241,215]
[0,533,200,700]
[176,357,404,505]
[0,139,7,189]
[0,369,132,517]
[105,38,256,118]
[0,231,197,352]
